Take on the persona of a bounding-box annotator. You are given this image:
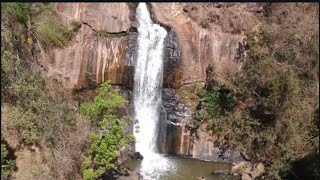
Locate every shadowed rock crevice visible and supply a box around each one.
[80,22,96,32]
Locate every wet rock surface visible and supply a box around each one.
[162,88,192,124]
[163,31,181,88]
[119,171,141,180]
[158,88,192,155]
[123,31,138,90]
[129,152,143,160]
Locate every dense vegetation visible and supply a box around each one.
[80,82,135,180]
[2,3,86,179]
[1,3,133,179]
[194,3,319,179]
[1,135,16,180]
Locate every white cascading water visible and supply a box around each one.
[133,3,173,179]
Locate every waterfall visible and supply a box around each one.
[133,3,172,179]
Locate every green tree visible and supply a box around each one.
[80,81,134,180]
[1,134,16,180]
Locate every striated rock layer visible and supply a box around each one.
[39,3,134,90]
[151,3,263,88]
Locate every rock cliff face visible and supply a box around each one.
[39,3,134,90]
[42,3,263,90]
[151,3,263,88]
[191,125,244,164]
[54,3,131,32]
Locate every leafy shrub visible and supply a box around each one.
[80,81,134,180]
[2,2,74,48]
[1,135,16,180]
[194,67,236,127]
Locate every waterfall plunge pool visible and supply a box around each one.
[122,155,233,180]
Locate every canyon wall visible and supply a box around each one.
[41,3,263,90]
[40,3,264,163]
